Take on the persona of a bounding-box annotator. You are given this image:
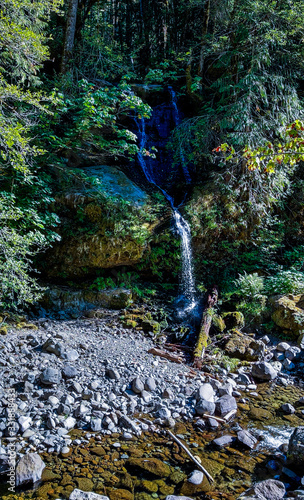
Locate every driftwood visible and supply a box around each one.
[193,285,218,369]
[166,429,214,483]
[202,414,226,423]
[148,347,183,364]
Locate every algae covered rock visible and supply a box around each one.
[271,294,304,337]
[224,331,265,361]
[222,311,245,330]
[126,457,171,478]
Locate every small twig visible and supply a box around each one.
[202,414,226,423]
[166,429,214,483]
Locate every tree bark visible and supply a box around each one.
[198,0,210,77]
[193,285,218,369]
[61,0,79,74]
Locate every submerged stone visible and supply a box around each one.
[126,457,171,477]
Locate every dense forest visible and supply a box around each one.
[2,0,304,327]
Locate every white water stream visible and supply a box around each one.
[135,88,197,315]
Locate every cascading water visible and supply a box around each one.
[135,88,197,316]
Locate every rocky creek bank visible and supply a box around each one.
[0,299,304,499]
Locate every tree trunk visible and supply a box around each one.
[193,285,218,369]
[198,0,210,77]
[61,0,79,74]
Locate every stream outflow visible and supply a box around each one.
[135,88,197,315]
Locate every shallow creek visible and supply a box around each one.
[3,383,304,500]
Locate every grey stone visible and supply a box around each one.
[195,399,215,416]
[218,383,233,396]
[18,416,32,433]
[251,362,278,381]
[16,453,45,486]
[61,348,79,362]
[207,417,219,429]
[237,429,257,449]
[277,342,290,352]
[91,418,102,432]
[188,470,204,485]
[215,395,237,417]
[237,373,251,385]
[40,367,61,386]
[283,358,295,370]
[213,435,235,447]
[63,364,78,379]
[131,377,144,394]
[63,416,76,430]
[162,387,174,399]
[145,377,156,392]
[105,368,120,380]
[281,403,295,414]
[156,407,171,419]
[238,479,285,499]
[195,383,214,402]
[285,346,301,360]
[166,497,194,500]
[288,426,304,464]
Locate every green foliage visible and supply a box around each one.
[0,0,63,310]
[136,231,181,280]
[265,270,304,296]
[39,78,151,163]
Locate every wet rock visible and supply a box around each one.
[108,489,133,500]
[288,426,304,464]
[238,479,285,499]
[281,403,295,414]
[283,358,295,370]
[180,473,212,495]
[285,346,301,359]
[70,490,110,500]
[126,457,171,477]
[16,453,45,486]
[188,470,204,485]
[195,399,215,416]
[249,407,273,421]
[215,395,237,416]
[40,367,62,385]
[237,429,258,449]
[213,435,235,447]
[251,361,278,381]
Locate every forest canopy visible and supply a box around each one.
[1,0,304,311]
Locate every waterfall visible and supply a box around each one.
[168,87,192,185]
[135,89,197,316]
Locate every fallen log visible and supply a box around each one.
[148,347,183,364]
[193,285,218,369]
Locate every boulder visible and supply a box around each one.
[195,383,215,402]
[40,367,62,386]
[43,165,165,279]
[16,453,45,486]
[251,362,277,381]
[272,294,304,337]
[224,331,265,361]
[238,479,285,499]
[195,399,215,416]
[237,430,257,449]
[288,426,304,465]
[215,395,237,417]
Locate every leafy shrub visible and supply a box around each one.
[265,269,304,295]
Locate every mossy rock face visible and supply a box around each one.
[271,294,304,337]
[126,457,171,478]
[222,312,245,330]
[41,287,132,313]
[224,331,265,361]
[43,165,165,279]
